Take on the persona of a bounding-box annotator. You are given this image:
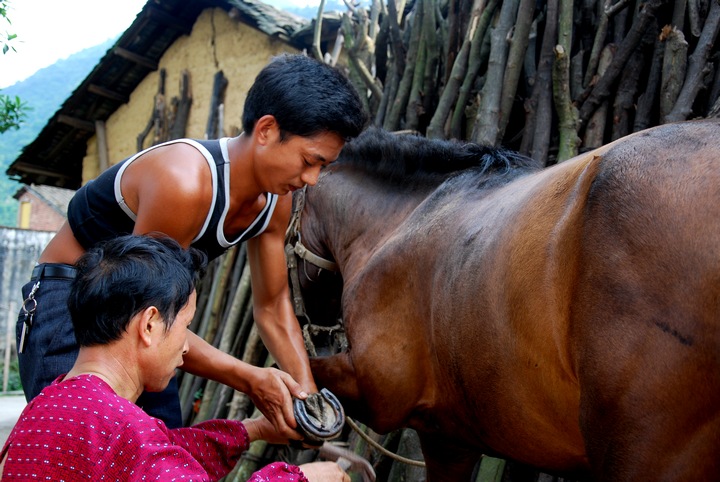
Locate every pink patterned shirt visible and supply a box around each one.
[1,374,308,481]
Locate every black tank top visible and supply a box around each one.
[67,138,278,261]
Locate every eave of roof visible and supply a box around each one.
[6,0,319,189]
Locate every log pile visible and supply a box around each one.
[339,0,720,165]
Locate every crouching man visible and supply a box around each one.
[1,234,348,482]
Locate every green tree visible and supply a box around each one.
[0,0,27,133]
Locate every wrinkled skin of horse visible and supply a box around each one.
[295,120,720,481]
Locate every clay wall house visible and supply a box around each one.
[7,0,343,189]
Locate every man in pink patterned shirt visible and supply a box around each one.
[1,235,348,481]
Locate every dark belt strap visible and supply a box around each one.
[31,263,77,281]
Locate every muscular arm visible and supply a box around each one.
[247,194,318,393]
[124,144,306,436]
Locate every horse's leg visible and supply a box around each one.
[309,352,364,408]
[418,433,480,482]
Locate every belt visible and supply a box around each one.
[31,263,77,281]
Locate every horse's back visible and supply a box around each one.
[573,119,720,479]
[310,120,720,480]
[401,119,720,477]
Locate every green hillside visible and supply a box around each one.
[0,38,116,227]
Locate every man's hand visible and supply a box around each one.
[246,365,308,439]
[298,461,351,482]
[243,415,293,445]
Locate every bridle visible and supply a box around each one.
[284,186,426,468]
[285,186,343,356]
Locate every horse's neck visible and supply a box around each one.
[321,177,430,274]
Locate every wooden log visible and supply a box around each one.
[497,0,535,141]
[385,1,423,131]
[450,0,498,139]
[169,70,192,140]
[583,44,616,149]
[578,0,669,130]
[671,0,687,29]
[522,0,558,164]
[312,0,327,60]
[664,0,720,122]
[386,429,425,481]
[611,45,644,140]
[404,0,434,131]
[659,26,688,121]
[137,69,167,151]
[205,71,228,139]
[341,13,383,113]
[584,0,613,89]
[634,24,665,131]
[426,27,470,139]
[226,323,267,421]
[419,0,442,132]
[688,0,703,37]
[552,0,580,162]
[553,44,580,160]
[472,0,520,145]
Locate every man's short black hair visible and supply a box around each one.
[68,234,207,347]
[242,53,368,141]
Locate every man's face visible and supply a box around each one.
[146,290,196,392]
[259,130,345,195]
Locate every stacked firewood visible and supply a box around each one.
[337,0,719,166]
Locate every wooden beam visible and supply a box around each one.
[88,84,129,103]
[95,120,109,173]
[146,5,195,34]
[113,47,158,70]
[7,162,74,182]
[57,115,95,132]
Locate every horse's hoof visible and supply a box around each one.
[293,388,346,443]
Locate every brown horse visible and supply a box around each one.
[288,120,720,481]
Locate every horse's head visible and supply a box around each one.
[285,186,345,351]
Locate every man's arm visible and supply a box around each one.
[181,331,305,438]
[247,194,319,393]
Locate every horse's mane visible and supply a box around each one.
[336,127,542,186]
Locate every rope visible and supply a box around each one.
[346,417,426,467]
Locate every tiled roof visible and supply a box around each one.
[14,184,76,217]
[6,0,342,189]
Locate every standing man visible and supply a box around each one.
[17,53,368,435]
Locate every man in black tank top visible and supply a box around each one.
[17,54,368,444]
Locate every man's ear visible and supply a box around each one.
[254,115,279,146]
[136,306,162,347]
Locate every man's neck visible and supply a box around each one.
[65,346,143,402]
[227,134,264,205]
